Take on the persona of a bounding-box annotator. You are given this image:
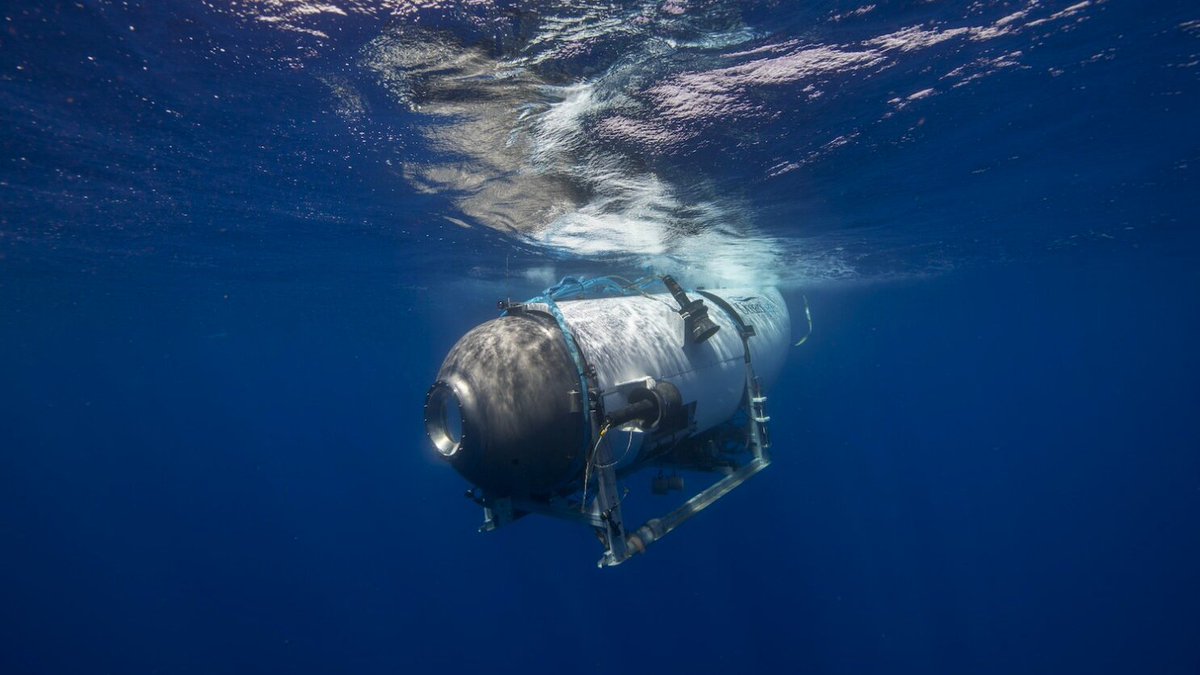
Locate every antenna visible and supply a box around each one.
[505,252,512,308]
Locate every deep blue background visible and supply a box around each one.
[3,1,1199,674]
[4,251,1197,674]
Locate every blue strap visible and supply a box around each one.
[532,292,592,450]
[503,278,594,452]
[500,275,664,454]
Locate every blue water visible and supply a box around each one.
[2,1,1198,673]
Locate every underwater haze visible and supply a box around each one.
[2,1,1198,673]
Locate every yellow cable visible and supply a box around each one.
[580,423,612,513]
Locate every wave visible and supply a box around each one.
[222,0,1111,285]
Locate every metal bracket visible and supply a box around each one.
[590,414,628,566]
[606,301,773,566]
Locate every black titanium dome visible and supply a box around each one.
[424,312,585,498]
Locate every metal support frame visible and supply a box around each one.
[616,327,771,567]
[591,422,629,566]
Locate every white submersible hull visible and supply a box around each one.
[425,276,791,566]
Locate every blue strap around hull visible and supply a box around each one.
[503,275,663,455]
[527,290,592,451]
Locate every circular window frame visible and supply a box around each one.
[425,381,464,458]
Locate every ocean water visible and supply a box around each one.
[2,1,1198,673]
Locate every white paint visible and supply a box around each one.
[554,288,791,468]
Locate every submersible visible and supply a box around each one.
[424,275,792,566]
